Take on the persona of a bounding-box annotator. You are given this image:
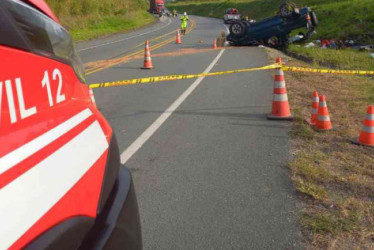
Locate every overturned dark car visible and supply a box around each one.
[227,3,318,48]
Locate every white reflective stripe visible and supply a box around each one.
[145,57,152,61]
[312,108,318,114]
[89,89,96,104]
[319,102,327,107]
[313,97,319,102]
[318,115,330,121]
[366,114,374,120]
[274,81,285,88]
[0,121,108,249]
[362,125,374,133]
[275,69,284,75]
[0,108,92,175]
[273,94,288,101]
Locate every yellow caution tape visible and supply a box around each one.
[281,66,374,76]
[89,63,280,89]
[88,62,374,89]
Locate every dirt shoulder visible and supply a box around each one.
[266,48,374,249]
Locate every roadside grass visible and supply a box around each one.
[267,48,374,249]
[69,11,154,41]
[46,0,154,41]
[288,45,374,71]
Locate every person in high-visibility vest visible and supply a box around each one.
[180,12,189,35]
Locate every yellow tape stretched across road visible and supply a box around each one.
[281,66,374,76]
[88,62,374,89]
[89,63,280,89]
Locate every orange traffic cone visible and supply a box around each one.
[314,95,333,131]
[306,91,319,126]
[353,105,374,147]
[176,30,182,44]
[141,40,153,69]
[267,58,293,120]
[213,39,217,49]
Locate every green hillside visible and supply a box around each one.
[167,0,374,44]
[46,0,154,41]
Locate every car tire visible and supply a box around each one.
[279,3,299,18]
[229,21,246,37]
[310,11,318,27]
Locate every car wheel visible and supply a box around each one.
[310,11,318,27]
[279,3,298,18]
[229,21,246,37]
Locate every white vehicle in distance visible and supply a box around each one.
[224,8,241,24]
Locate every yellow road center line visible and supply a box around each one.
[86,20,196,76]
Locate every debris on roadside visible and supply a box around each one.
[289,34,304,43]
[216,30,227,47]
[303,39,373,52]
[304,42,315,48]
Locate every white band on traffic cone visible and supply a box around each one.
[319,101,327,107]
[318,115,331,121]
[362,125,374,133]
[274,81,286,88]
[273,94,288,101]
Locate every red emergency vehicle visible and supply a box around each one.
[0,0,142,249]
[149,0,165,14]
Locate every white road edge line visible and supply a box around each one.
[222,24,230,35]
[120,49,226,164]
[78,18,172,52]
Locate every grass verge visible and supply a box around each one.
[267,48,374,249]
[288,45,374,71]
[46,0,154,41]
[68,10,154,41]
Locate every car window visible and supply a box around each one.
[2,0,86,83]
[0,4,29,51]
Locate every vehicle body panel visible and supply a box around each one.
[0,0,141,248]
[0,44,110,250]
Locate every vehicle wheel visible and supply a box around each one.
[279,3,298,18]
[302,22,315,41]
[310,11,318,27]
[229,21,246,37]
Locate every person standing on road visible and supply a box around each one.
[180,12,189,35]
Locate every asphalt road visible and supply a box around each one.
[79,15,302,249]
